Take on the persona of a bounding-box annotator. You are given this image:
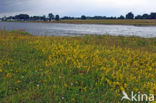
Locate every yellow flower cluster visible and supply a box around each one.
[0,31,155,102]
[31,36,156,96]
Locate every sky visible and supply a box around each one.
[0,0,156,17]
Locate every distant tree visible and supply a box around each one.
[31,16,41,21]
[126,12,134,19]
[55,15,60,21]
[15,14,29,20]
[118,15,125,19]
[81,15,86,20]
[110,16,117,19]
[61,16,75,20]
[149,12,156,19]
[61,16,68,20]
[41,15,46,21]
[48,13,54,21]
[91,16,107,19]
[135,15,143,19]
[142,14,149,19]
[5,16,15,21]
[3,12,156,22]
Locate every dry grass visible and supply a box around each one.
[53,19,156,26]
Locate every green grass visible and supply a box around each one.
[0,30,155,103]
[51,19,156,26]
[3,19,156,26]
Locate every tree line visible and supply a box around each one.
[0,13,60,21]
[1,12,156,21]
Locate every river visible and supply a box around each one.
[0,22,156,38]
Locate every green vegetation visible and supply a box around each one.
[2,19,156,26]
[0,30,155,103]
[53,19,156,26]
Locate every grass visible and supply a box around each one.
[0,30,156,103]
[51,19,156,26]
[3,19,156,26]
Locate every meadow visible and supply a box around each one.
[0,30,156,103]
[53,19,156,26]
[7,19,156,26]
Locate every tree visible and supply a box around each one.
[135,15,143,19]
[126,12,134,19]
[142,14,149,19]
[31,16,41,21]
[55,15,60,21]
[15,14,29,20]
[48,13,54,21]
[61,16,75,20]
[149,13,156,19]
[41,15,46,21]
[81,15,86,20]
[118,15,125,19]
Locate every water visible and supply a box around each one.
[0,22,156,38]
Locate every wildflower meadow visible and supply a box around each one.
[0,30,155,103]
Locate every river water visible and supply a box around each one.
[0,22,156,38]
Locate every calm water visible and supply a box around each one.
[0,22,156,38]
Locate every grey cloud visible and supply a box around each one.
[0,0,156,17]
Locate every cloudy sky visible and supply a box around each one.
[0,0,156,17]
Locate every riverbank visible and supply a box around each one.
[0,30,155,102]
[3,19,156,26]
[53,19,156,26]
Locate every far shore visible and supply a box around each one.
[1,19,156,26]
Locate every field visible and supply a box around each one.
[53,19,156,26]
[5,19,156,26]
[0,30,156,103]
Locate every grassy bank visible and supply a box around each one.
[0,30,156,102]
[3,19,156,26]
[52,19,156,26]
